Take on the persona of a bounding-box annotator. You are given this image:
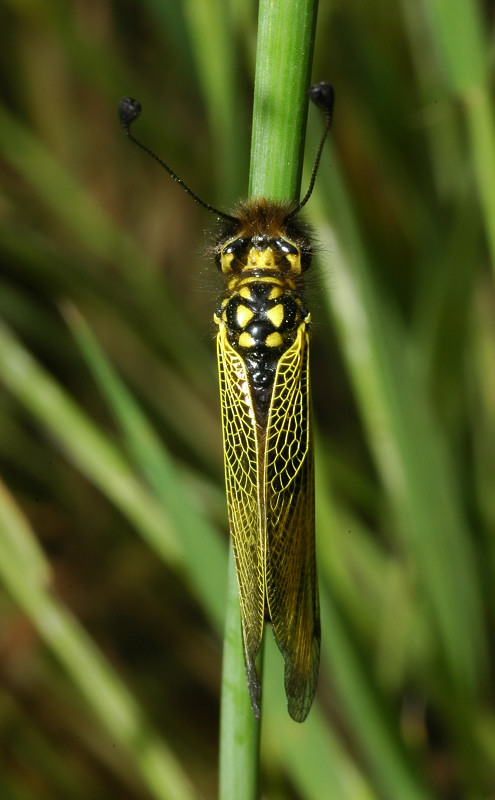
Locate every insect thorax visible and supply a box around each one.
[214,204,312,421]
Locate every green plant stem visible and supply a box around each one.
[249,0,318,200]
[219,551,262,799]
[219,0,319,797]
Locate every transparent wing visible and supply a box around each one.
[265,324,320,722]
[217,324,265,717]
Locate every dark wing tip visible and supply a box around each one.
[246,660,262,720]
[285,630,321,723]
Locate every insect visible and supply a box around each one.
[119,82,334,722]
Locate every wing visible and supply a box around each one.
[216,324,265,717]
[265,323,320,722]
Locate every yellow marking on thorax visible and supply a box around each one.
[265,304,285,329]
[238,331,255,347]
[236,305,254,327]
[265,331,284,347]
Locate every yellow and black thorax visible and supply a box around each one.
[214,200,312,424]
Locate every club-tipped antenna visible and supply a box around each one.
[284,82,335,222]
[118,97,237,223]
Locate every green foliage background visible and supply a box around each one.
[0,1,494,798]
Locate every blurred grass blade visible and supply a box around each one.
[64,303,227,630]
[182,0,246,201]
[262,634,381,800]
[423,0,486,92]
[0,101,137,266]
[420,0,495,271]
[0,320,183,566]
[463,87,495,274]
[0,102,213,389]
[0,480,50,588]
[0,480,199,800]
[320,595,435,800]
[314,151,486,697]
[262,638,383,800]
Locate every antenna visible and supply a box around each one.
[284,82,335,222]
[118,97,237,223]
[119,84,334,223]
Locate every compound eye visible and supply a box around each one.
[224,237,249,256]
[300,243,312,271]
[219,237,251,273]
[273,238,299,256]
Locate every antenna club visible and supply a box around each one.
[119,97,142,131]
[117,95,237,223]
[309,82,335,119]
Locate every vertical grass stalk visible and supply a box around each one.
[219,0,320,796]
